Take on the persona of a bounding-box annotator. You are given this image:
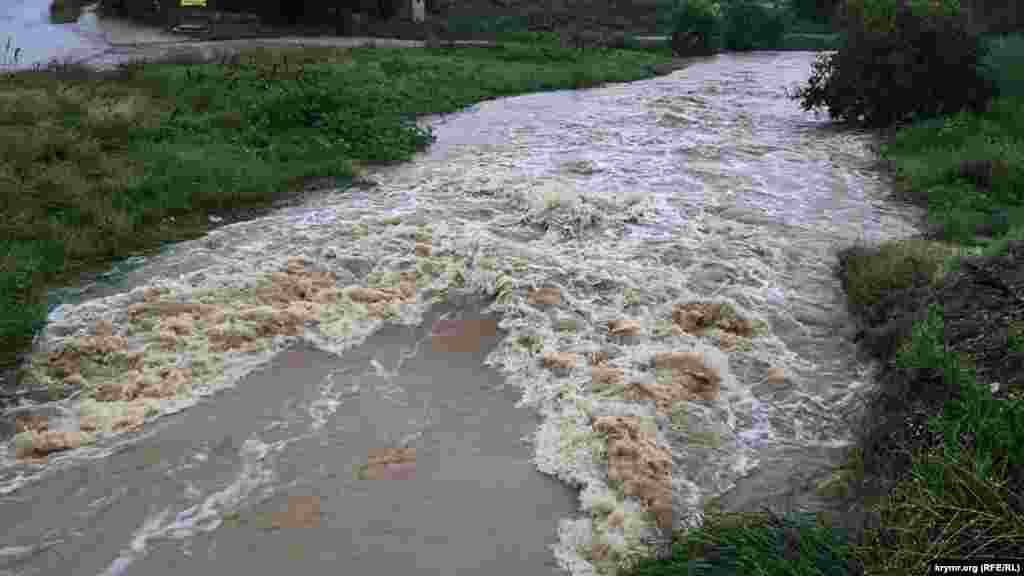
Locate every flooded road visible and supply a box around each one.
[1,52,927,575]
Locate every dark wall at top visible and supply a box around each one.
[101,0,405,29]
[964,0,1022,35]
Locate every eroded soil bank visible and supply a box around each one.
[0,52,928,575]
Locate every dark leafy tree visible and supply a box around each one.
[669,0,723,56]
[790,0,998,127]
[721,0,788,51]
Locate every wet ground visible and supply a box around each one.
[1,35,930,576]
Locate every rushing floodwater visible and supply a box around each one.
[1,52,926,576]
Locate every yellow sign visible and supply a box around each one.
[180,0,207,6]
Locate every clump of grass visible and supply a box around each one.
[837,237,963,314]
[779,32,843,51]
[982,33,1024,100]
[627,506,859,576]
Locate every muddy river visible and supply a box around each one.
[1,51,926,575]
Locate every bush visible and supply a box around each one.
[721,0,789,51]
[780,32,843,51]
[670,0,724,56]
[790,0,998,127]
[981,33,1024,99]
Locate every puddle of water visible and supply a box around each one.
[2,51,930,575]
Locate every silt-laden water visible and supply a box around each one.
[1,51,926,576]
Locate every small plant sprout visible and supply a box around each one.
[653,318,676,338]
[510,257,529,273]
[623,286,642,307]
[479,255,498,271]
[515,333,544,355]
[1008,320,1024,354]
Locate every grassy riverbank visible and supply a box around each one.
[0,36,685,394]
[625,32,1024,576]
[439,11,841,52]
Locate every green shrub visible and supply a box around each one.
[721,0,789,51]
[790,0,998,127]
[780,32,843,51]
[981,33,1024,99]
[670,0,724,56]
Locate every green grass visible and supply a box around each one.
[982,33,1024,100]
[629,506,859,576]
[778,32,842,51]
[623,29,1024,576]
[879,98,1024,247]
[0,37,683,381]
